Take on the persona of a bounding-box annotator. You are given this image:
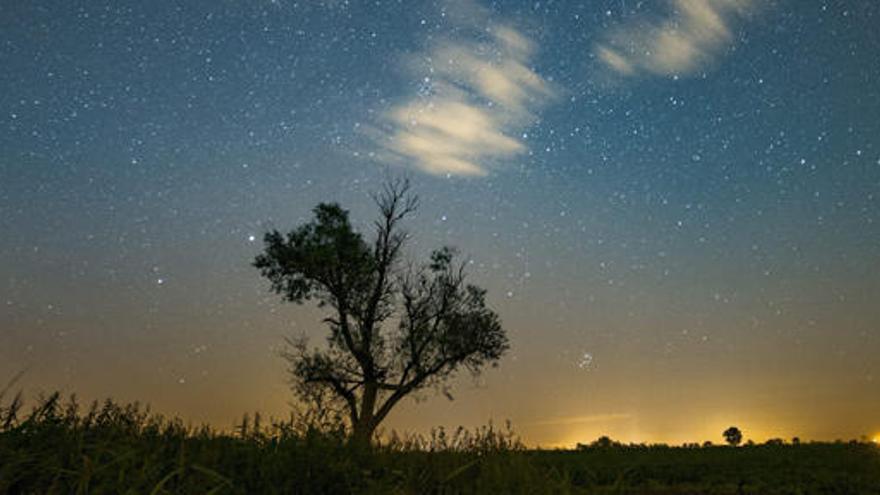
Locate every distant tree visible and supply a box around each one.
[254,178,508,446]
[590,436,618,448]
[702,441,714,447]
[764,438,784,446]
[723,426,743,446]
[791,436,800,445]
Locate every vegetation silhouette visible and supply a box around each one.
[4,393,880,494]
[253,178,509,447]
[723,426,743,446]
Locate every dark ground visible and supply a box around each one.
[2,394,879,494]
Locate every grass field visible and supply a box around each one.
[2,393,879,494]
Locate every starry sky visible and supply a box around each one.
[2,0,879,447]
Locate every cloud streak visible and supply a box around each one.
[371,20,556,176]
[368,0,758,176]
[596,0,756,78]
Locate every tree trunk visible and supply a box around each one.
[350,383,378,448]
[350,419,377,450]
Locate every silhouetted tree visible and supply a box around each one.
[589,436,619,448]
[723,426,743,446]
[254,178,508,446]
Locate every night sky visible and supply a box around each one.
[2,0,879,447]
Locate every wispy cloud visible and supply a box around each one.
[596,0,756,78]
[370,14,557,176]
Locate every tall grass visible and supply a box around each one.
[0,393,546,494]
[2,392,879,494]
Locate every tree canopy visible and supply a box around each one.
[723,426,743,447]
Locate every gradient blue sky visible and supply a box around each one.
[2,0,879,446]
